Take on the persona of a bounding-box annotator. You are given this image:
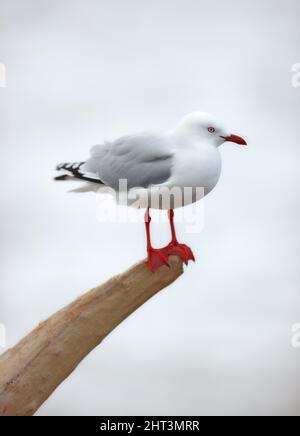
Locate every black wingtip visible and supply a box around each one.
[56,162,67,171]
[54,175,69,181]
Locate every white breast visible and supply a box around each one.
[136,142,222,210]
[169,144,221,193]
[127,138,222,210]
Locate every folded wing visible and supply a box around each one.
[82,133,174,190]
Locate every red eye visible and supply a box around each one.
[208,127,215,133]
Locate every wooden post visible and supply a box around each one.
[0,256,184,416]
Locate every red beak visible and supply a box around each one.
[221,134,247,145]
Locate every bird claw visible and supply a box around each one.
[163,242,195,265]
[147,248,170,272]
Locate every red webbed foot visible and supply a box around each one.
[147,248,170,272]
[163,242,195,265]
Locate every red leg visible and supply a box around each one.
[145,208,169,272]
[163,209,195,265]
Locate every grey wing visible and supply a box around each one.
[82,133,174,190]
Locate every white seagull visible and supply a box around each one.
[55,112,247,271]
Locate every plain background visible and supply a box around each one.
[1,0,300,416]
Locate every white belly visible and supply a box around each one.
[126,145,222,210]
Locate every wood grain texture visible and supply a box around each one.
[0,256,184,416]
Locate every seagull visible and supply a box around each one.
[55,112,247,271]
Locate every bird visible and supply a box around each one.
[55,112,247,271]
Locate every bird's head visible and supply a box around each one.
[176,112,247,147]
